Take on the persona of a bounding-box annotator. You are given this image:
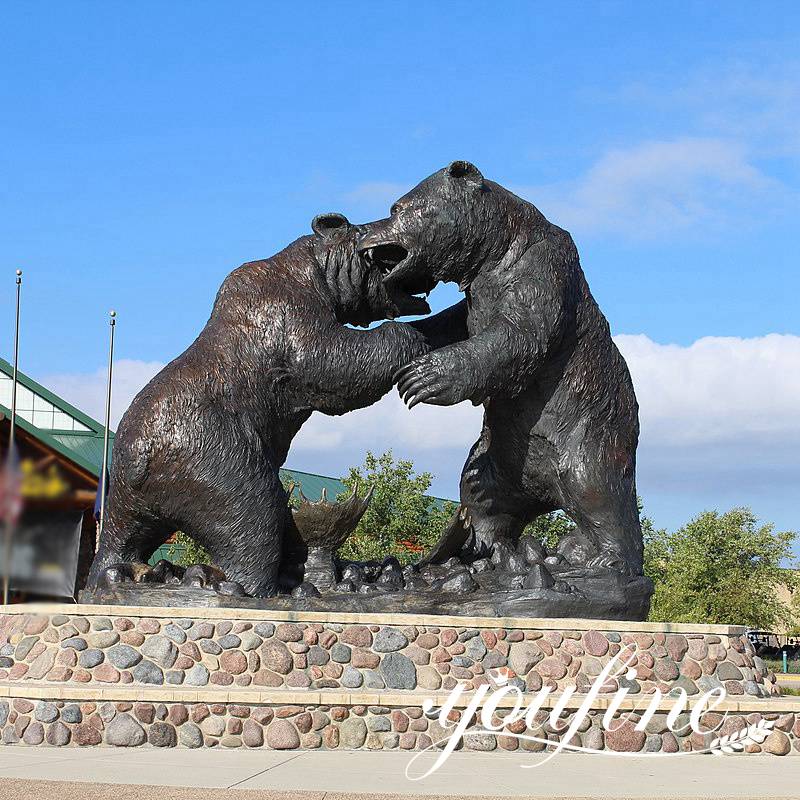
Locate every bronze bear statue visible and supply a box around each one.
[359,161,644,578]
[88,213,434,597]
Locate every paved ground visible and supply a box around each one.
[0,747,798,798]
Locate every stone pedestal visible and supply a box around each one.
[0,603,792,755]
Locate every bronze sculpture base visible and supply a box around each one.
[80,566,652,621]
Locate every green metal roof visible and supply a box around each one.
[0,356,112,478]
[279,467,348,502]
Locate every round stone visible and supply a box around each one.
[331,643,351,663]
[717,661,744,681]
[267,719,300,749]
[242,719,264,747]
[508,642,542,675]
[582,631,609,657]
[141,636,178,668]
[644,734,662,752]
[188,622,215,641]
[239,632,261,651]
[107,645,141,669]
[666,635,689,662]
[220,650,248,675]
[149,722,177,747]
[367,716,391,732]
[46,722,71,746]
[339,717,367,749]
[94,663,121,683]
[466,638,487,661]
[286,670,311,688]
[106,713,146,747]
[132,660,164,684]
[763,730,790,756]
[261,641,292,674]
[254,622,275,638]
[363,669,385,689]
[169,705,189,726]
[185,664,209,686]
[307,646,329,666]
[373,628,408,653]
[341,666,363,688]
[201,716,226,737]
[55,637,83,654]
[341,626,372,648]
[380,652,416,689]
[34,702,59,723]
[218,634,241,649]
[179,723,203,748]
[605,720,646,752]
[582,727,604,750]
[417,666,442,690]
[62,704,82,724]
[88,631,119,649]
[538,656,567,680]
[276,624,303,642]
[23,722,44,745]
[654,659,679,681]
[163,624,187,644]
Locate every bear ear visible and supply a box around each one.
[446,160,484,188]
[312,213,351,238]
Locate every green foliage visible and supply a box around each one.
[336,450,457,564]
[645,507,797,628]
[521,512,575,551]
[167,531,212,567]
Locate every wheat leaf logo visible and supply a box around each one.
[710,719,774,755]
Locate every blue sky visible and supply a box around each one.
[1,2,798,536]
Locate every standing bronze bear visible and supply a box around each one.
[360,161,644,578]
[88,213,434,597]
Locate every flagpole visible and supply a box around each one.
[97,310,115,550]
[3,269,22,605]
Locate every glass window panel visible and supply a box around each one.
[52,411,75,430]
[16,386,35,411]
[0,380,11,408]
[18,409,34,423]
[33,394,54,411]
[33,409,54,428]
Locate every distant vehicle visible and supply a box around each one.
[747,629,799,659]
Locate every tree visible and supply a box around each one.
[336,450,457,564]
[522,512,575,551]
[167,531,212,567]
[645,507,797,628]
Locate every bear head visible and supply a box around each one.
[357,161,515,296]
[310,211,433,326]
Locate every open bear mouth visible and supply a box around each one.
[361,242,434,317]
[362,243,409,276]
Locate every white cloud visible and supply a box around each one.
[295,333,800,498]
[618,60,800,158]
[521,138,778,239]
[293,391,482,454]
[44,359,165,428]
[39,334,800,503]
[617,333,800,449]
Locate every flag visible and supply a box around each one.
[94,467,109,522]
[0,442,23,527]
